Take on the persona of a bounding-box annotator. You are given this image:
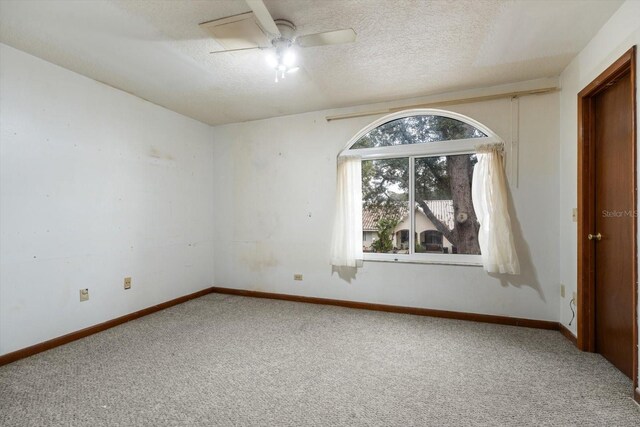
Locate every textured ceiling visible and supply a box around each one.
[0,0,623,126]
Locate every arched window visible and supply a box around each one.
[340,109,502,265]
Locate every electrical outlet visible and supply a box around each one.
[573,291,577,303]
[560,284,565,298]
[294,274,303,281]
[80,288,89,302]
[124,277,132,290]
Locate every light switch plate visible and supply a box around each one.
[80,288,89,302]
[572,208,577,222]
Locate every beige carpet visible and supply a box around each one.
[1,293,639,426]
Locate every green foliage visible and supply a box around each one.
[362,157,409,226]
[414,156,451,201]
[361,118,479,209]
[371,217,400,253]
[352,115,485,149]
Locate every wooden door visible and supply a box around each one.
[577,46,637,392]
[593,70,634,378]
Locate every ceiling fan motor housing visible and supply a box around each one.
[273,19,296,42]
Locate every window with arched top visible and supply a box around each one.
[339,109,503,265]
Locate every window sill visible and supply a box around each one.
[363,253,483,267]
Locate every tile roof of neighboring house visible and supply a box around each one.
[363,200,454,231]
[424,200,455,230]
[362,205,408,231]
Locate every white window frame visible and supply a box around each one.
[339,109,503,266]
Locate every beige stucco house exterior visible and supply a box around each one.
[363,200,455,253]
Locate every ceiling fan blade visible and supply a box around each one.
[209,47,263,54]
[245,0,281,37]
[296,28,356,48]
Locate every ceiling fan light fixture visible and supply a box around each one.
[266,45,298,82]
[209,1,357,83]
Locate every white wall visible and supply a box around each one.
[0,44,215,356]
[212,92,561,322]
[557,0,640,387]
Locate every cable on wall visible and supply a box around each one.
[568,298,576,326]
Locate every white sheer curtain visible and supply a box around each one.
[472,144,520,274]
[330,155,363,267]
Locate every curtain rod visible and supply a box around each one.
[325,87,559,122]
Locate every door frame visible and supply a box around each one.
[577,46,637,392]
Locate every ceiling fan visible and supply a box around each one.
[200,0,357,82]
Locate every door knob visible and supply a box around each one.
[587,233,602,241]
